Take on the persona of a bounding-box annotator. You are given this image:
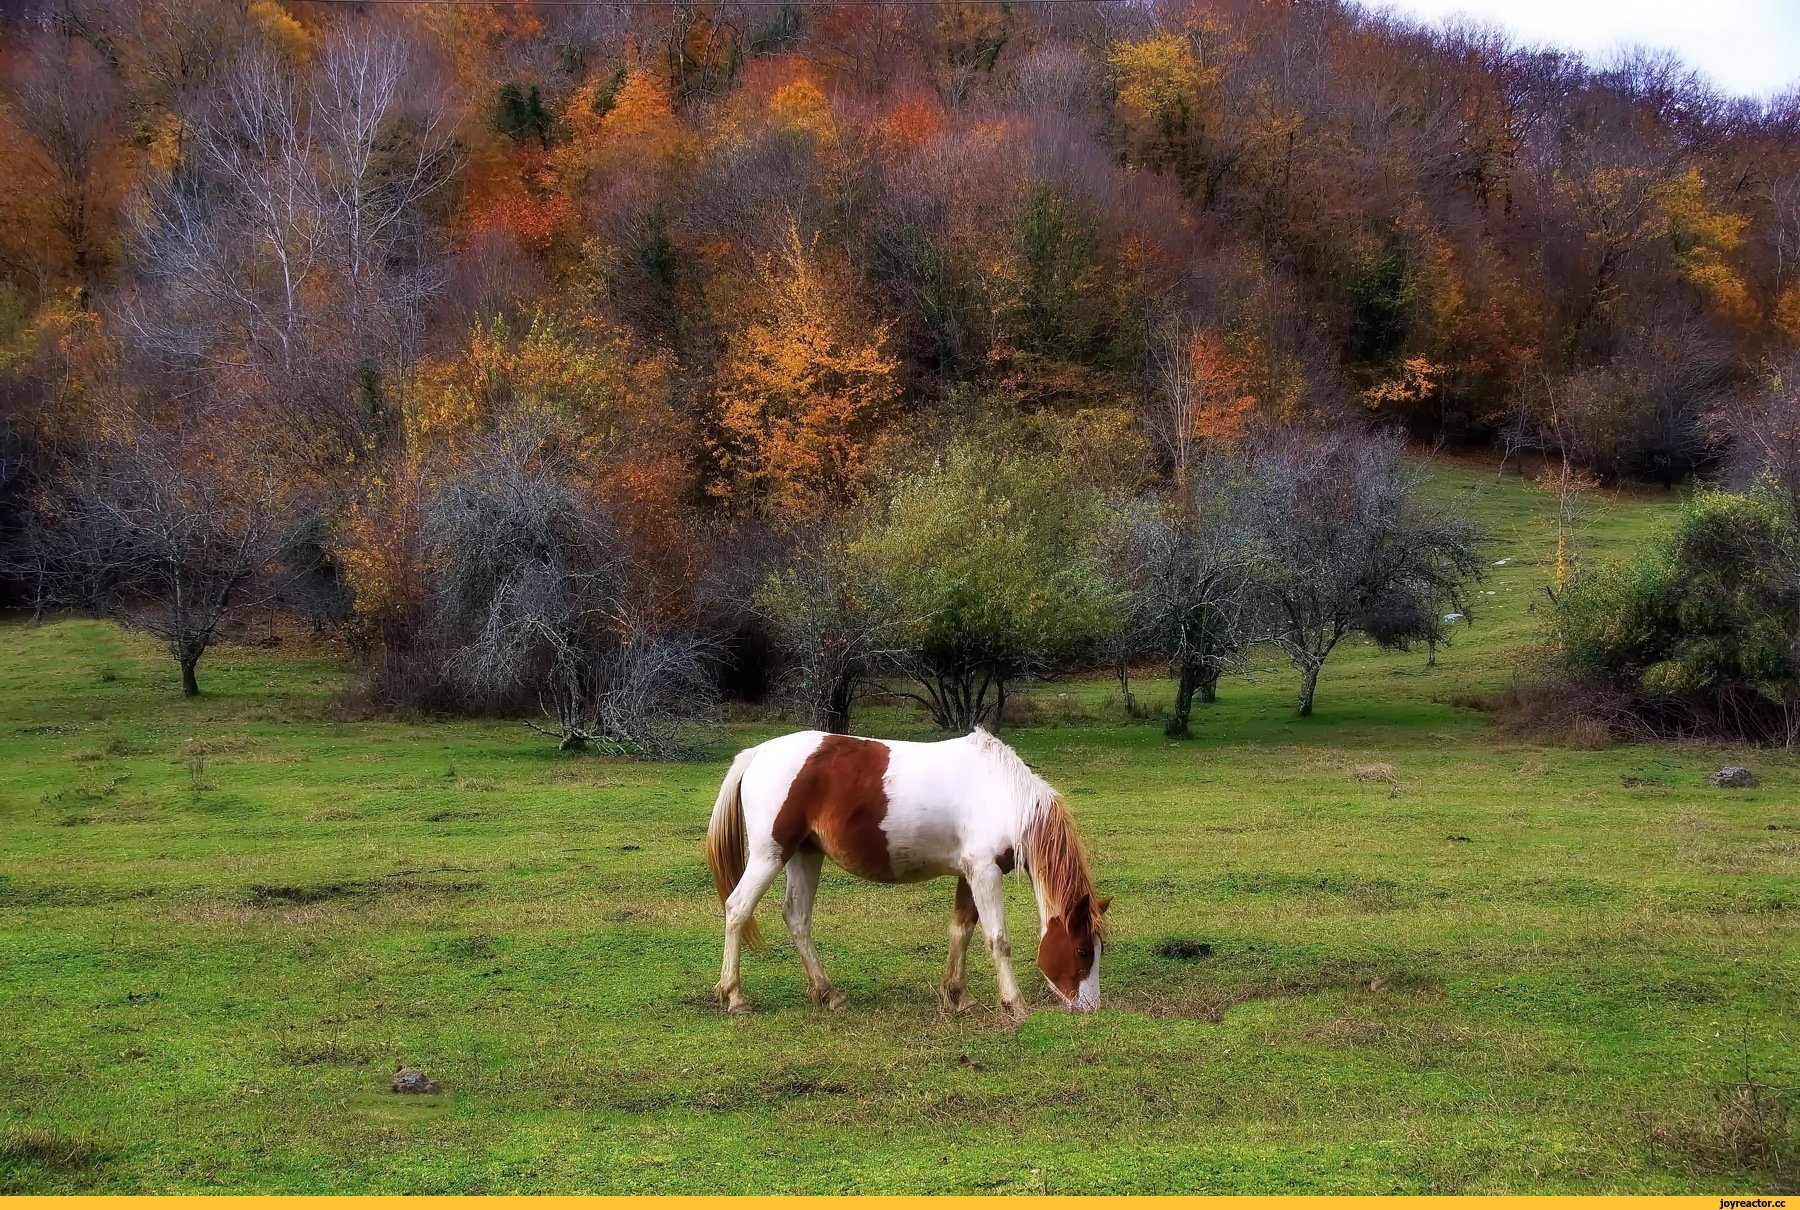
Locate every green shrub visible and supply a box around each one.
[1554,490,1800,704]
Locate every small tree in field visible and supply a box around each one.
[862,445,1117,731]
[1246,428,1484,717]
[28,425,302,696]
[753,521,905,734]
[1111,460,1260,737]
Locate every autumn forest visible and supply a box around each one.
[4,0,1800,742]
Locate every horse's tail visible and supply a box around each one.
[705,745,766,953]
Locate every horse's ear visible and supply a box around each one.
[1067,893,1094,931]
[1095,894,1113,916]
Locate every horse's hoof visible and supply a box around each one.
[999,996,1028,1023]
[940,984,978,1014]
[716,983,750,1014]
[821,988,847,1011]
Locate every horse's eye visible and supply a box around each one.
[1077,946,1094,960]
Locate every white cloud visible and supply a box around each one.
[1375,0,1800,98]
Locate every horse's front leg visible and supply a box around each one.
[783,849,845,1009]
[940,876,979,1013]
[966,864,1028,1021]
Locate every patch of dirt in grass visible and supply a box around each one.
[0,877,155,908]
[439,933,498,960]
[308,807,362,822]
[0,1128,109,1192]
[1302,1016,1389,1044]
[40,778,128,808]
[1151,937,1214,960]
[1660,886,1788,916]
[1193,871,1442,913]
[273,1031,375,1066]
[603,1071,855,1114]
[246,869,483,907]
[1641,1079,1798,1192]
[1126,960,1441,1023]
[13,723,81,737]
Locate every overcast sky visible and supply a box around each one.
[1375,0,1800,99]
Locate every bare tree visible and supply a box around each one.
[28,421,302,694]
[124,27,455,447]
[1111,461,1260,737]
[1725,354,1800,525]
[1144,314,1205,492]
[312,27,456,373]
[4,36,126,296]
[127,48,326,386]
[421,431,714,755]
[1246,427,1485,717]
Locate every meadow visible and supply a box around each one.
[0,462,1794,1194]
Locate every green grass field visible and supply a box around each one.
[1,462,1795,1193]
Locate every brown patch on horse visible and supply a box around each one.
[952,876,977,927]
[774,735,895,882]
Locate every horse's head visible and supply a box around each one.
[1037,892,1111,1011]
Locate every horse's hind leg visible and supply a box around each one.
[717,848,782,1014]
[783,848,844,1009]
[940,877,979,1013]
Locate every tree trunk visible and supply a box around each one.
[1296,661,1320,717]
[1166,658,1198,738]
[1115,657,1137,718]
[180,656,200,697]
[1198,664,1219,704]
[822,673,854,734]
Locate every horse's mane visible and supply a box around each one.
[971,728,1104,935]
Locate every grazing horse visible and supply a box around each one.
[705,726,1109,1019]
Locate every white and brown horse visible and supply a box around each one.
[705,727,1109,1019]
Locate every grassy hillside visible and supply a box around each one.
[1,462,1795,1193]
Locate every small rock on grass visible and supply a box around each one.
[1709,766,1756,788]
[392,1067,440,1094]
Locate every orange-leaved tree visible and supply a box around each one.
[714,228,902,518]
[1147,318,1257,489]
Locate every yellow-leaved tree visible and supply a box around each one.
[1107,31,1218,170]
[1654,167,1752,323]
[406,311,641,451]
[715,228,902,517]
